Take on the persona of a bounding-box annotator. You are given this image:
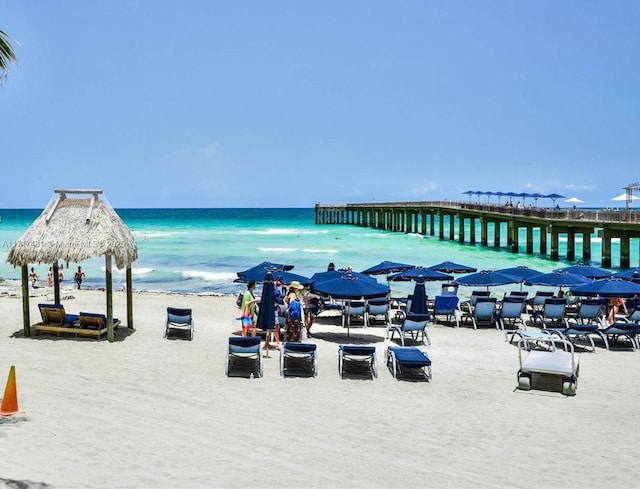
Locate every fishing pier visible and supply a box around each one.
[315,201,640,268]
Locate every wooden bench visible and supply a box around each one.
[33,311,120,340]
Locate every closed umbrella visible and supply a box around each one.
[255,272,276,355]
[408,276,429,317]
[554,265,611,279]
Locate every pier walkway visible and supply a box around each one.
[315,201,640,267]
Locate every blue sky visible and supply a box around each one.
[2,1,639,209]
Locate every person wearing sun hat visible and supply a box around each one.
[284,280,306,342]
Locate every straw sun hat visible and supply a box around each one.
[289,281,304,290]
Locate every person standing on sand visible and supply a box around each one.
[47,267,54,287]
[74,266,85,289]
[240,280,259,337]
[29,267,39,288]
[284,281,305,342]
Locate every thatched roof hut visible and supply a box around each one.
[7,189,138,341]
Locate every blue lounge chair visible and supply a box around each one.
[440,283,459,296]
[338,345,377,379]
[431,295,459,328]
[459,290,490,325]
[342,301,367,328]
[389,314,430,346]
[601,322,639,350]
[226,337,263,378]
[534,298,570,330]
[165,307,194,340]
[366,299,391,327]
[280,342,318,377]
[526,291,555,315]
[386,346,432,380]
[500,297,526,340]
[471,297,499,329]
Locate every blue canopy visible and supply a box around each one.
[570,278,640,298]
[312,272,389,300]
[454,270,521,287]
[361,261,415,275]
[554,265,611,279]
[235,269,313,285]
[495,266,543,281]
[388,267,453,282]
[311,269,377,285]
[237,261,294,280]
[525,271,592,287]
[612,268,640,280]
[255,272,276,331]
[428,261,477,274]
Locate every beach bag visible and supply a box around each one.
[236,292,244,308]
[287,299,302,321]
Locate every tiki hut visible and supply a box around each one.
[6,189,138,342]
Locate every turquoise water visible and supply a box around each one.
[0,208,632,297]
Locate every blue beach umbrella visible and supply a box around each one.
[454,270,521,287]
[525,271,592,288]
[545,193,566,206]
[237,261,294,279]
[570,278,640,298]
[495,266,543,281]
[554,265,611,279]
[528,193,545,206]
[428,261,477,274]
[612,268,640,280]
[361,261,415,275]
[311,269,377,286]
[312,272,389,300]
[235,269,313,286]
[387,267,453,282]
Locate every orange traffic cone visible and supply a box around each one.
[1,365,22,416]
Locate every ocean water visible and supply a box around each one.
[0,207,634,298]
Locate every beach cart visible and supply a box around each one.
[516,338,579,396]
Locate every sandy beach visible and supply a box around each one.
[1,288,639,489]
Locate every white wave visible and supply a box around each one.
[257,247,297,253]
[303,248,339,254]
[239,228,329,236]
[131,230,180,238]
[182,270,237,282]
[100,266,154,275]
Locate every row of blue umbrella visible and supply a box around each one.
[463,190,566,205]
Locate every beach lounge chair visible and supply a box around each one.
[500,296,527,341]
[601,322,639,350]
[431,295,459,327]
[551,299,607,352]
[440,283,459,296]
[534,298,569,330]
[342,301,367,328]
[164,307,194,340]
[517,337,579,396]
[338,345,377,379]
[226,336,263,378]
[389,314,431,346]
[366,299,391,327]
[37,303,79,326]
[386,346,432,380]
[571,298,606,328]
[280,342,318,377]
[525,291,554,315]
[459,290,490,325]
[471,297,499,330]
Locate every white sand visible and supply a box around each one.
[1,289,638,489]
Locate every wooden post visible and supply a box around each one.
[567,232,575,261]
[540,226,547,255]
[21,264,30,337]
[127,266,134,329]
[53,262,61,304]
[621,236,630,268]
[494,221,501,247]
[526,226,534,254]
[582,231,591,261]
[458,214,465,243]
[551,229,560,261]
[106,254,114,343]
